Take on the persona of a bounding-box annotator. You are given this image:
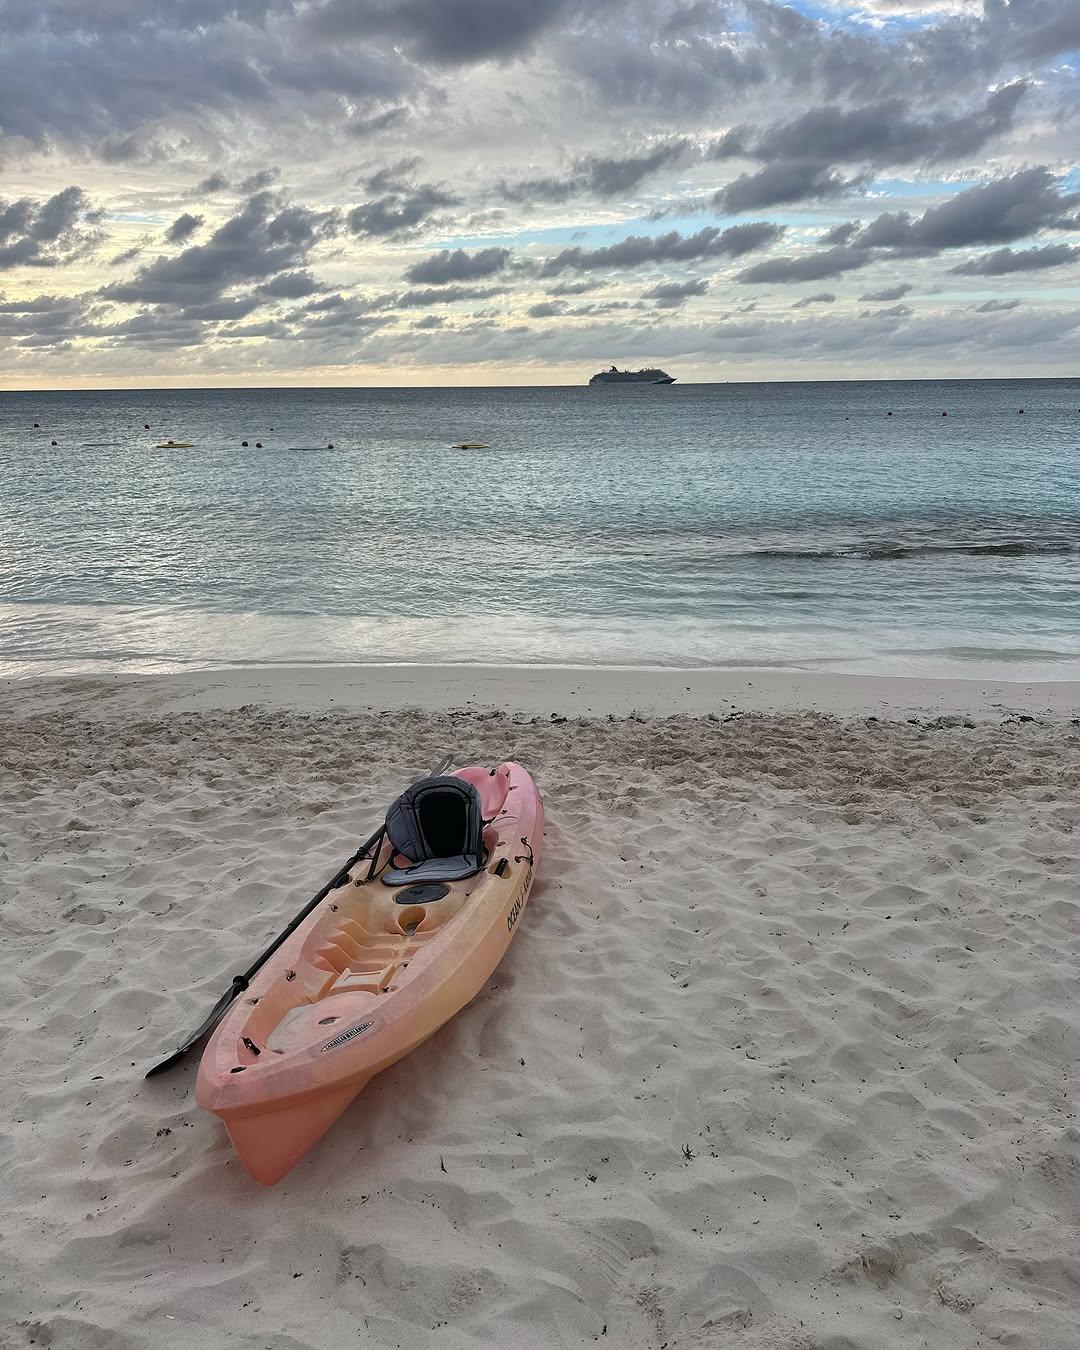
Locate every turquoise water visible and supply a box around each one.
[2,380,1079,677]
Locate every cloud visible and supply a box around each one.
[974,298,1022,312]
[347,182,459,237]
[193,173,230,196]
[0,187,102,271]
[542,223,782,274]
[859,283,913,301]
[715,161,867,212]
[0,292,89,345]
[257,270,322,298]
[950,243,1080,275]
[1011,0,1080,61]
[643,277,709,307]
[307,0,582,64]
[792,291,836,308]
[527,300,564,317]
[715,83,1028,170]
[403,246,511,285]
[165,213,203,245]
[852,168,1080,252]
[103,190,337,315]
[860,303,913,319]
[0,6,412,149]
[547,279,604,296]
[348,105,411,137]
[738,245,871,284]
[500,140,688,203]
[394,283,508,307]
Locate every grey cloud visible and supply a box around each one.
[177,296,263,322]
[347,183,459,237]
[241,169,279,193]
[950,243,1080,275]
[1,9,412,148]
[193,173,230,196]
[403,246,511,284]
[738,245,871,284]
[0,292,88,342]
[859,283,912,302]
[257,270,322,298]
[859,303,912,319]
[528,301,564,318]
[542,223,783,274]
[348,105,411,137]
[0,187,102,271]
[394,284,507,307]
[110,244,143,266]
[643,278,708,307]
[165,213,203,245]
[821,221,859,246]
[717,83,1027,171]
[852,168,1080,252]
[103,191,337,309]
[547,279,604,296]
[308,0,581,64]
[562,28,766,116]
[975,298,1022,312]
[413,314,444,328]
[363,158,423,194]
[1011,0,1080,61]
[792,292,836,308]
[97,312,205,347]
[715,162,867,213]
[500,141,687,204]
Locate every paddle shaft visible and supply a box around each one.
[145,754,452,1077]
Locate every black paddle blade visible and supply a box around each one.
[144,976,247,1078]
[143,753,454,1079]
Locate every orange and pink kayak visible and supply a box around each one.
[196,761,543,1184]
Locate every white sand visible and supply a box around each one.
[3,667,1080,1349]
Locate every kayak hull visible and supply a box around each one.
[196,762,542,1184]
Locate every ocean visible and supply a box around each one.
[2,379,1079,679]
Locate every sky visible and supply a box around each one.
[1,0,1078,387]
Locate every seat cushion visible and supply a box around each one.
[381,855,483,886]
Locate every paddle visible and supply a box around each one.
[144,754,453,1078]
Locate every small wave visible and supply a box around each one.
[751,540,1080,562]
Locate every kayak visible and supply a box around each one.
[156,439,192,448]
[196,762,543,1184]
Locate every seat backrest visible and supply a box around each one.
[385,776,485,865]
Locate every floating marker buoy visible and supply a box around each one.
[887,411,893,416]
[242,440,249,447]
[51,439,58,445]
[255,441,262,448]
[942,411,948,417]
[144,423,150,430]
[33,422,40,428]
[1018,409,1024,414]
[327,442,334,449]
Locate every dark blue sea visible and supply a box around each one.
[2,379,1079,678]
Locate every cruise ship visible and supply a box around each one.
[588,365,676,385]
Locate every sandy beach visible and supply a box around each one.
[3,666,1080,1349]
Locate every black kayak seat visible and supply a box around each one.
[381,775,485,886]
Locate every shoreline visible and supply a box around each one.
[3,662,1079,721]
